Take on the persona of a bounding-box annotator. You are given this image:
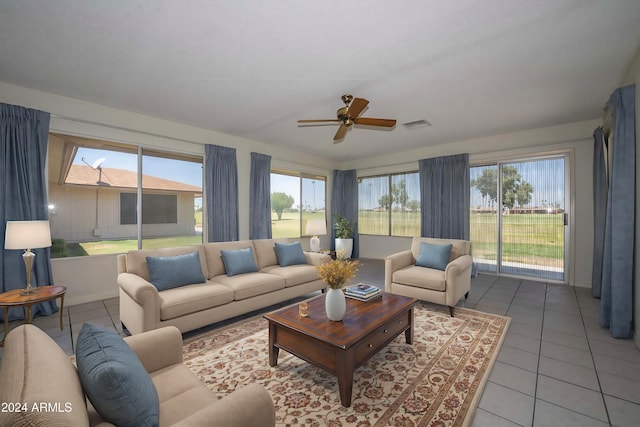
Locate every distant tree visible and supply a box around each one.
[407,200,420,212]
[392,180,409,212]
[271,192,294,220]
[471,166,534,209]
[378,194,392,210]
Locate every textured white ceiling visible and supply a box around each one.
[1,0,639,161]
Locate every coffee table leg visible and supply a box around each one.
[268,322,279,367]
[336,350,355,407]
[405,308,414,344]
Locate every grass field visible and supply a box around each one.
[54,211,564,269]
[271,211,326,238]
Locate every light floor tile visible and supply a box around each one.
[538,356,600,391]
[507,321,542,339]
[488,361,537,396]
[540,341,594,368]
[478,382,535,426]
[592,353,640,382]
[541,328,589,351]
[504,332,541,354]
[604,394,640,427]
[470,408,522,427]
[536,375,608,423]
[533,399,610,427]
[497,346,540,373]
[598,372,640,405]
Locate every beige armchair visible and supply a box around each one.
[384,237,472,316]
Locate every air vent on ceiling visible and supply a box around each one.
[403,119,432,128]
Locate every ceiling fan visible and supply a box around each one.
[298,94,396,143]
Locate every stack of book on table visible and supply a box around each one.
[344,283,382,302]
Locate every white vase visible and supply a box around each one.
[325,288,346,321]
[335,238,353,259]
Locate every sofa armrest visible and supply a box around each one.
[118,272,159,306]
[123,326,183,373]
[304,251,331,266]
[384,250,413,291]
[171,384,275,427]
[444,254,472,280]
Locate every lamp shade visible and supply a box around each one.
[4,220,52,250]
[305,219,327,236]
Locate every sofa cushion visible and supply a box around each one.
[146,251,206,291]
[411,237,470,263]
[221,248,260,276]
[261,264,320,287]
[213,272,285,300]
[76,323,159,427]
[393,265,447,291]
[275,241,307,266]
[0,325,90,427]
[253,238,290,269]
[159,281,235,320]
[126,245,208,282]
[204,241,256,278]
[416,242,452,271]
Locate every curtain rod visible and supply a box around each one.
[49,113,206,146]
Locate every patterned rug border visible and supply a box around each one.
[182,302,511,427]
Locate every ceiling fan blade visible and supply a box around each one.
[333,124,349,142]
[347,98,369,118]
[353,117,396,127]
[297,119,341,123]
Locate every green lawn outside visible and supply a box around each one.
[271,211,326,238]
[54,235,203,257]
[53,212,564,267]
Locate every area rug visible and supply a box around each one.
[183,303,510,427]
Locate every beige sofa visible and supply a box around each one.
[118,238,329,334]
[0,324,275,427]
[385,236,472,316]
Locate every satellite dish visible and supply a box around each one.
[92,158,106,170]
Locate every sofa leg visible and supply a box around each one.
[465,292,469,300]
[448,306,454,317]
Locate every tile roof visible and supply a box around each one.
[65,165,202,193]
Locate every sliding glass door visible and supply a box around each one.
[470,155,568,282]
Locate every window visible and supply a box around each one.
[270,170,326,238]
[120,193,178,225]
[358,172,420,236]
[47,133,203,257]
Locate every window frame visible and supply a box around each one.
[357,170,420,237]
[270,168,327,238]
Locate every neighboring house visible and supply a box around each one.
[49,164,202,243]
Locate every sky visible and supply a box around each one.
[74,147,203,187]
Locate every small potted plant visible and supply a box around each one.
[334,214,354,259]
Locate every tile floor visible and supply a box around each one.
[2,258,640,426]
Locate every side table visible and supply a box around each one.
[0,285,66,346]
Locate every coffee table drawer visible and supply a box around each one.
[354,312,410,365]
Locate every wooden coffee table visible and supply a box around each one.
[264,291,417,407]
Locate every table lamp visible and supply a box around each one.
[305,219,327,252]
[4,220,52,295]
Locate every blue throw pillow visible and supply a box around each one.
[75,324,159,427]
[415,242,453,271]
[146,251,206,291]
[275,241,307,267]
[220,247,259,276]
